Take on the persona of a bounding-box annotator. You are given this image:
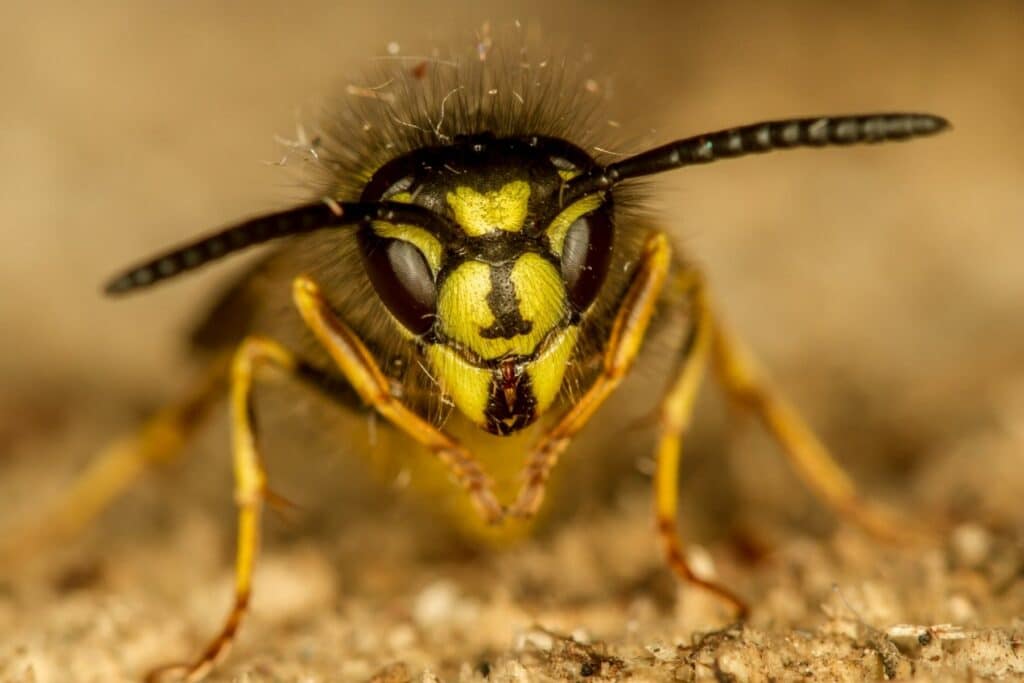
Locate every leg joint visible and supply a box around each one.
[234,335,296,374]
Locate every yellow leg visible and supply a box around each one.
[509,232,672,518]
[147,337,291,683]
[654,273,748,617]
[292,276,504,523]
[0,358,226,564]
[709,298,923,544]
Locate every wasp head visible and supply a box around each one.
[357,134,614,435]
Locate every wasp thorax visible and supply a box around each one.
[356,135,615,434]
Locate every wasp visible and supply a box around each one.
[11,42,949,681]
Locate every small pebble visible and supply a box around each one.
[951,523,992,568]
[413,580,458,628]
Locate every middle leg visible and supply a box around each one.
[147,336,295,683]
[708,290,926,544]
[653,271,748,616]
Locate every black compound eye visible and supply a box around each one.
[359,232,437,335]
[560,209,614,312]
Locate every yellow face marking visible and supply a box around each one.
[527,325,579,414]
[371,223,443,275]
[369,190,444,275]
[446,180,531,236]
[508,253,566,348]
[426,344,491,425]
[545,194,602,255]
[436,259,495,354]
[436,254,566,360]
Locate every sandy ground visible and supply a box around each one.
[2,2,1023,681]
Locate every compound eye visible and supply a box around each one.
[560,209,613,312]
[359,233,437,335]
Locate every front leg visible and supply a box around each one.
[510,231,671,519]
[653,270,748,616]
[145,276,506,682]
[291,276,504,524]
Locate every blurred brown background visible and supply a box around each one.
[3,1,1021,421]
[4,0,1022,515]
[1,1,1022,680]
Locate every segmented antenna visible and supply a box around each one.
[104,200,447,295]
[565,112,949,200]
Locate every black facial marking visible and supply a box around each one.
[483,359,538,435]
[479,262,533,340]
[361,135,595,232]
[353,134,614,363]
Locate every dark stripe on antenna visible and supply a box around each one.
[104,200,451,295]
[564,112,949,203]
